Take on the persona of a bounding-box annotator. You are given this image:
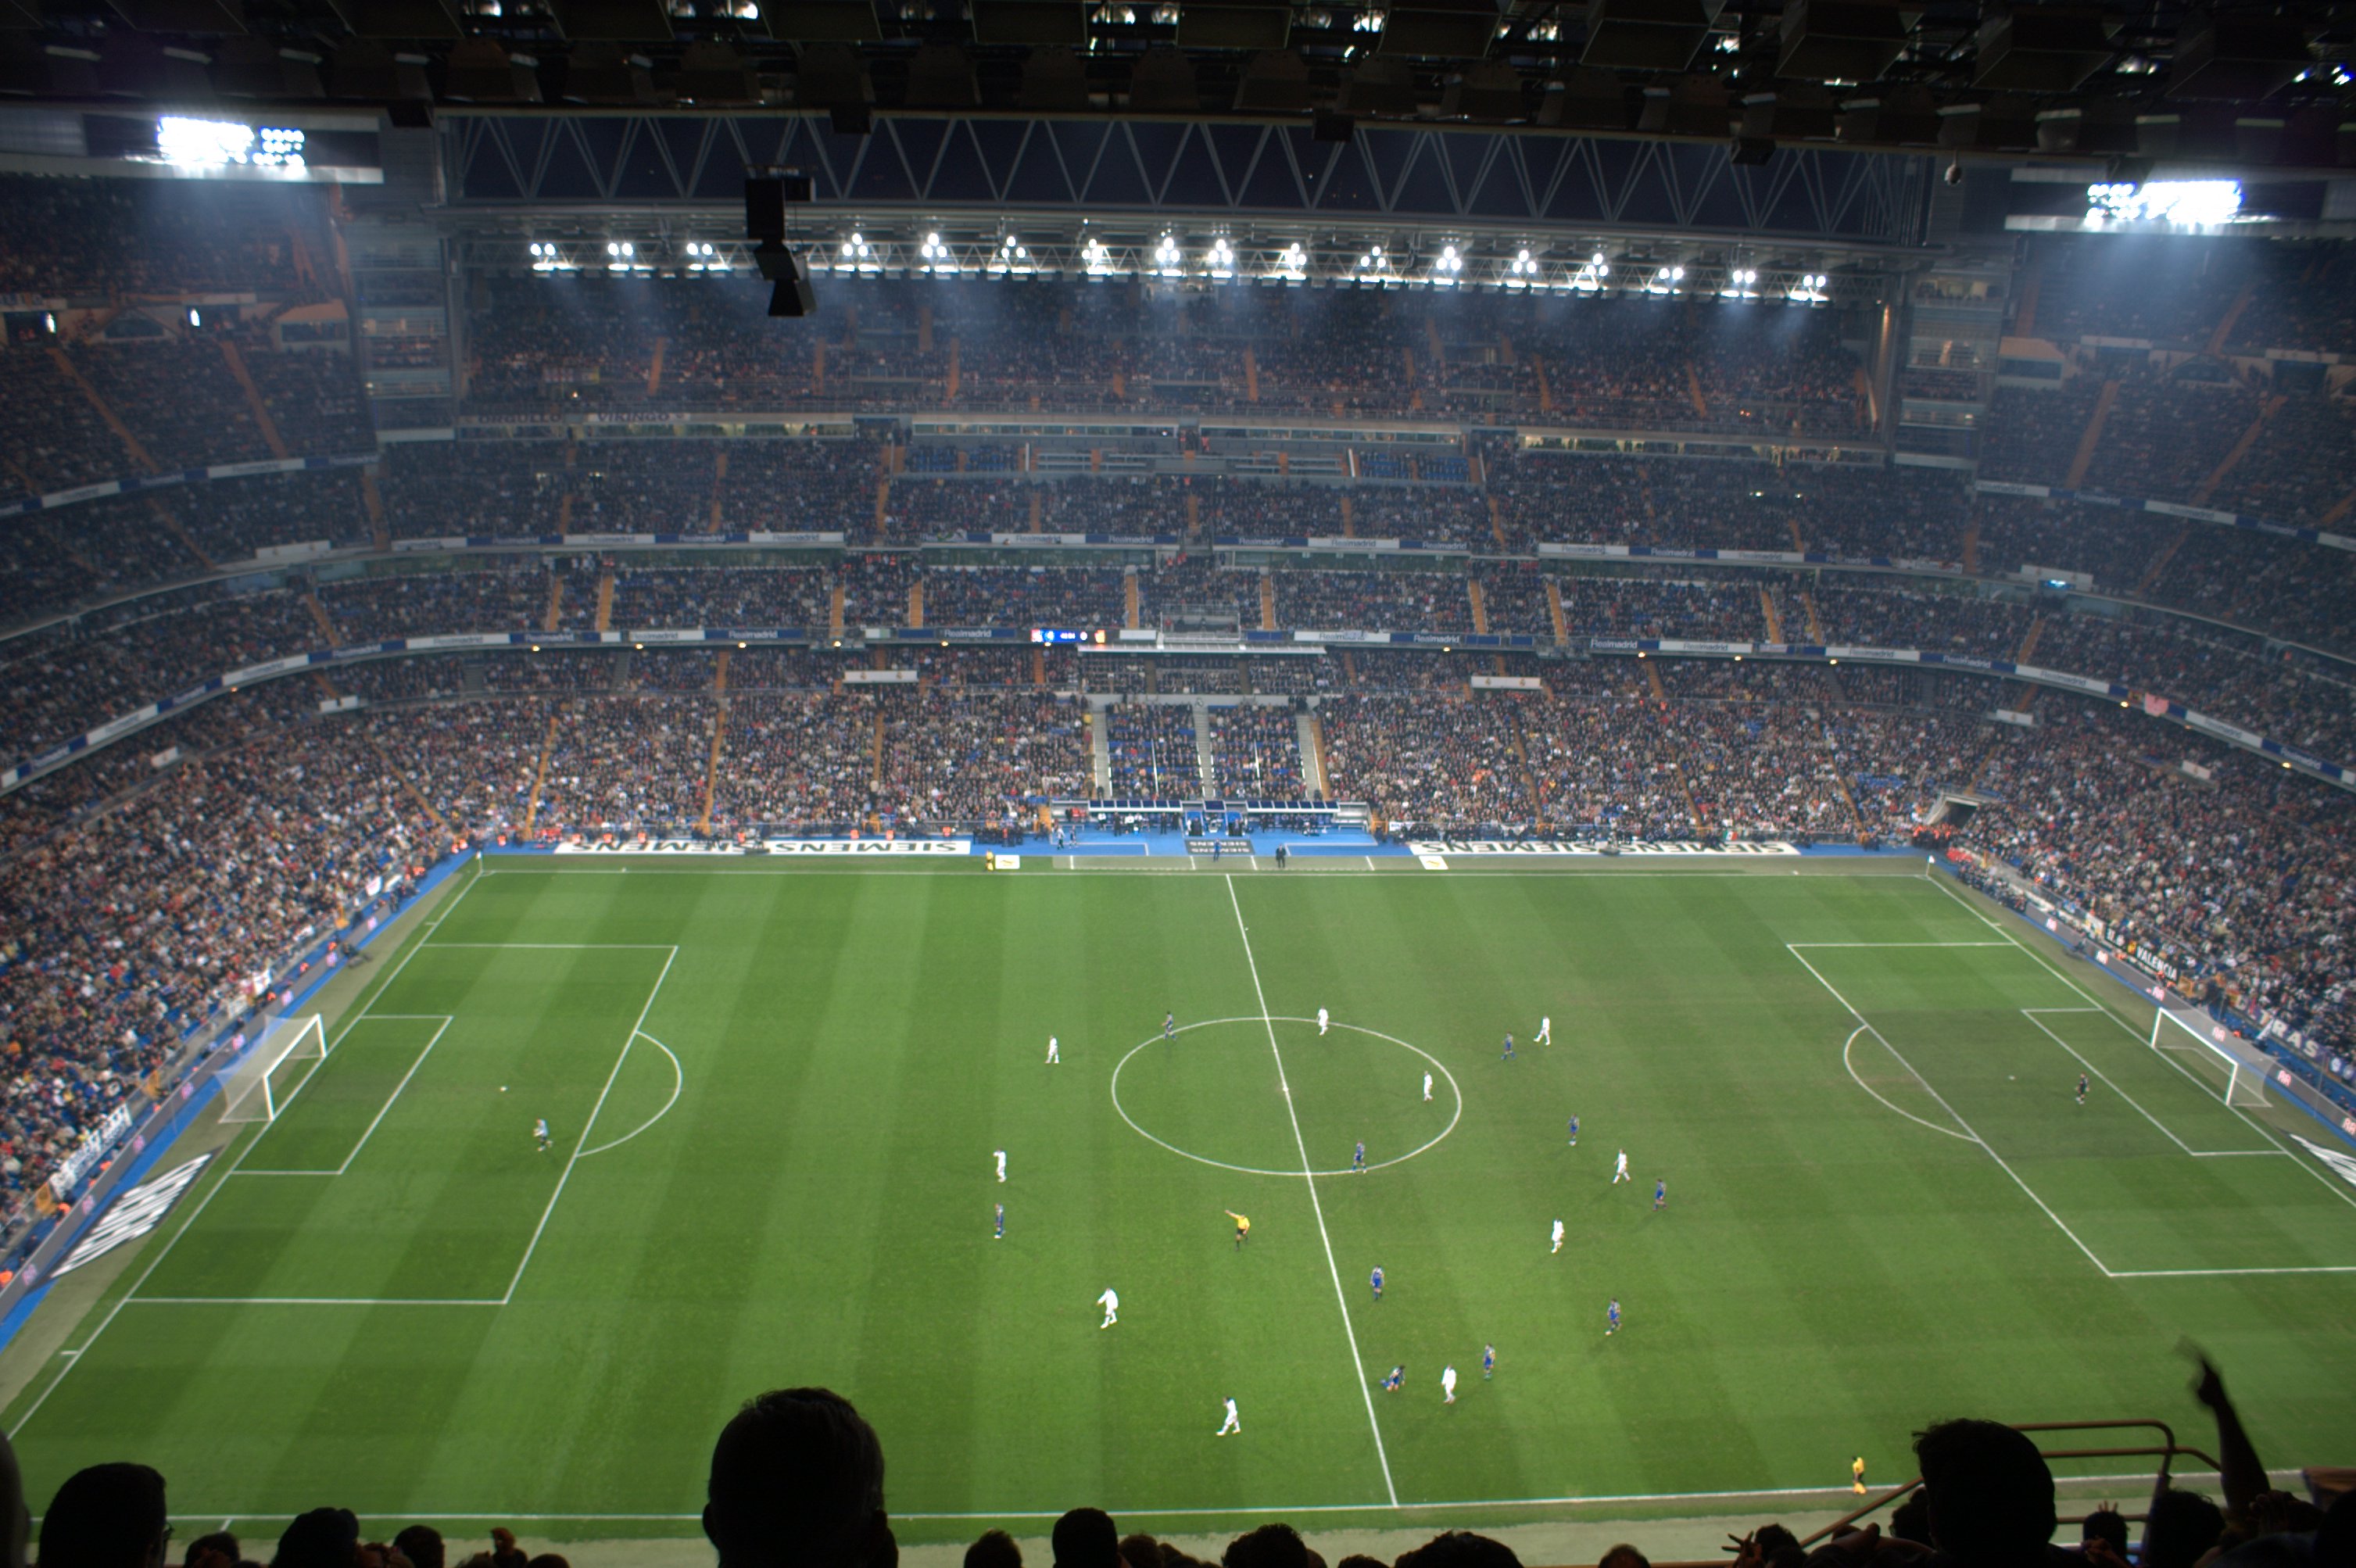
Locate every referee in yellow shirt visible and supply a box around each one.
[1225,1211,1251,1250]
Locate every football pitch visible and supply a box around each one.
[9,859,2356,1542]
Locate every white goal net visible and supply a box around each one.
[217,1012,329,1124]
[2150,1008,2269,1110]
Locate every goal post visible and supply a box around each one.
[2149,1007,2269,1110]
[217,1012,329,1125]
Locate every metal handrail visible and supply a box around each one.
[1550,1419,2225,1568]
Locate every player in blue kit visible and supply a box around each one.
[1370,1265,1384,1301]
[1654,1179,1667,1212]
[994,1202,1004,1240]
[1352,1140,1366,1173]
[1501,1033,1516,1061]
[1482,1344,1495,1380]
[1566,1115,1579,1146]
[1606,1298,1621,1336]
[1380,1366,1404,1392]
[1164,1011,1176,1040]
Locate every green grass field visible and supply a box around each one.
[11,860,2356,1542]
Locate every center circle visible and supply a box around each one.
[1110,1017,1463,1177]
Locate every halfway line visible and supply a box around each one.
[1223,875,1398,1508]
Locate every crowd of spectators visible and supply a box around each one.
[457,277,1870,436]
[5,633,2356,1212]
[1208,707,1305,797]
[0,174,330,299]
[1104,703,1201,796]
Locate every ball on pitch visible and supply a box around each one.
[500,1086,508,1092]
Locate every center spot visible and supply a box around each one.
[1110,1017,1461,1177]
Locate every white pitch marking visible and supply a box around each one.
[232,1018,451,1179]
[1108,1019,1463,1177]
[132,1469,2228,1527]
[1921,869,2356,1219]
[2100,1264,2356,1279]
[500,946,679,1304]
[1787,943,2115,1278]
[129,1297,503,1306]
[1841,1026,1974,1142]
[9,860,493,1434]
[2019,1011,2277,1158]
[577,1033,686,1159]
[1225,875,1398,1509]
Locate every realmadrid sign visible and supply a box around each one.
[51,1154,214,1278]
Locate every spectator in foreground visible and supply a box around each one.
[1395,1534,1517,1568]
[1222,1524,1313,1568]
[705,1387,894,1568]
[391,1530,443,1568]
[967,1531,1022,1568]
[273,1509,360,1568]
[2143,1491,2227,1568]
[1910,1419,2059,1568]
[37,1463,167,1568]
[1053,1512,1119,1568]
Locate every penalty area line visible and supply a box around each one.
[9,864,493,1437]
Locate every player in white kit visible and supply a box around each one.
[1441,1366,1458,1403]
[1537,1016,1552,1044]
[995,1150,1007,1183]
[1046,1036,1059,1064]
[1551,1219,1565,1253]
[1216,1397,1241,1436]
[1422,1072,1433,1101]
[1613,1150,1630,1183]
[1097,1287,1119,1327]
[1318,1008,1329,1035]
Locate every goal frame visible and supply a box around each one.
[2149,1007,2269,1109]
[217,1013,330,1125]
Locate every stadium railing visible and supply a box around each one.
[1608,1420,2225,1568]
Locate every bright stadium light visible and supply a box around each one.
[156,116,305,170]
[2086,179,2243,228]
[918,232,958,274]
[1434,243,1465,285]
[1506,248,1541,288]
[1152,233,1183,277]
[1205,237,1236,277]
[1269,241,1307,282]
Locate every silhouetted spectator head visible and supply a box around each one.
[2079,1509,2129,1558]
[523,1557,568,1568]
[1334,1557,1387,1568]
[1396,1534,1521,1568]
[1912,1421,2057,1568]
[1598,1548,1650,1568]
[1118,1536,1163,1568]
[2315,1488,2356,1568]
[0,1429,27,1568]
[184,1535,238,1568]
[391,1531,442,1568]
[270,1509,359,1568]
[967,1532,1022,1568]
[1888,1499,1933,1551]
[486,1527,525,1568]
[39,1464,168,1568]
[704,1389,892,1568]
[1221,1525,1308,1568]
[1051,1511,1119,1568]
[2143,1490,2225,1568]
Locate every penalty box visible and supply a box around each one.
[1793,940,2356,1280]
[131,943,679,1308]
